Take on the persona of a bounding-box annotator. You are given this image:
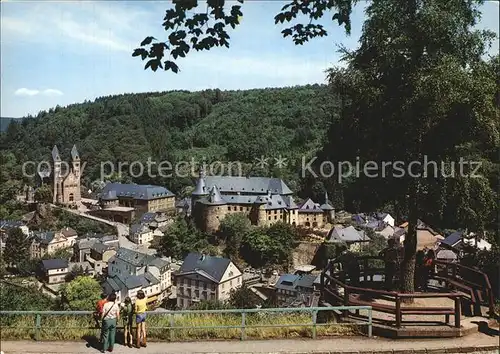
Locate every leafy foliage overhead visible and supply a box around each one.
[132,0,356,72]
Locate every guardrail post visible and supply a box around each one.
[169,313,174,341]
[35,314,41,341]
[241,312,246,341]
[395,295,401,328]
[343,287,350,319]
[368,307,373,338]
[454,296,461,328]
[312,310,317,339]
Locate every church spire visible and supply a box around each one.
[52,145,61,161]
[71,145,79,160]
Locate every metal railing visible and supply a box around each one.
[0,306,372,341]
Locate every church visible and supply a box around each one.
[51,145,82,206]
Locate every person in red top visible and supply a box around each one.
[422,249,436,291]
[94,293,108,344]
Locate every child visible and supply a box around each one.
[134,290,148,348]
[121,297,134,348]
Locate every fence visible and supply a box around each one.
[0,306,372,341]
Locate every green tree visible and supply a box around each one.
[34,184,53,203]
[219,213,251,260]
[321,0,498,293]
[0,283,55,311]
[228,285,260,309]
[159,217,209,259]
[59,276,102,310]
[4,228,31,268]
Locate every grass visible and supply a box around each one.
[0,311,359,341]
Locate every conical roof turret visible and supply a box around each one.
[207,185,225,205]
[52,145,61,161]
[320,191,334,211]
[192,167,208,196]
[71,145,79,160]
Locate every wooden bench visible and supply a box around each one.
[348,295,458,328]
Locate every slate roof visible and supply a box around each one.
[179,253,232,283]
[275,274,299,291]
[328,226,369,243]
[140,213,156,223]
[200,186,226,206]
[440,231,463,247]
[104,271,160,293]
[320,192,334,211]
[0,220,25,230]
[298,198,324,213]
[33,231,56,244]
[76,237,98,250]
[91,242,114,254]
[61,227,77,237]
[71,145,79,160]
[41,259,68,270]
[99,183,175,201]
[51,145,60,161]
[295,274,316,289]
[202,176,293,195]
[110,248,169,270]
[193,176,208,196]
[130,223,150,235]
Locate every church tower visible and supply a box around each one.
[71,145,80,178]
[52,145,62,204]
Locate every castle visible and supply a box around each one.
[191,169,335,233]
[51,145,81,205]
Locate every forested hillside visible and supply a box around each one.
[1,82,498,234]
[0,85,338,203]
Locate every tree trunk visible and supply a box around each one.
[400,179,419,302]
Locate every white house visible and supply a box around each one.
[105,248,171,304]
[376,213,395,227]
[176,253,243,309]
[39,259,69,284]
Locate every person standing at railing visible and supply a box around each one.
[94,293,108,344]
[379,238,398,290]
[120,297,134,348]
[414,250,426,291]
[337,245,360,287]
[101,293,120,353]
[423,249,436,291]
[134,290,148,348]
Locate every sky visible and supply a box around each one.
[1,1,499,118]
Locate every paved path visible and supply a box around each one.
[1,332,499,354]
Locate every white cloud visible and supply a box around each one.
[14,88,39,96]
[14,88,63,97]
[1,2,153,52]
[43,89,64,97]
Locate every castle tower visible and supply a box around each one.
[320,191,335,224]
[71,145,80,178]
[52,145,62,204]
[191,166,208,212]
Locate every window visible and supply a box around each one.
[230,280,232,286]
[222,283,225,289]
[229,271,233,277]
[240,207,243,211]
[274,210,277,214]
[274,216,277,220]
[234,207,237,211]
[228,206,231,211]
